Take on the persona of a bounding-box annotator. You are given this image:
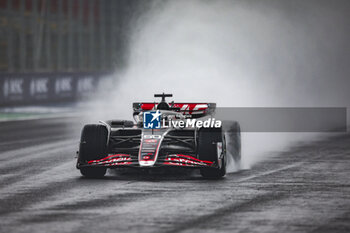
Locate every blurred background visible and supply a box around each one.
[0,0,142,72]
[0,0,349,110]
[0,0,144,107]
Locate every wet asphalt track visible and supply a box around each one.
[0,117,349,233]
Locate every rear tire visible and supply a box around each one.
[223,121,241,163]
[198,127,226,178]
[78,124,108,178]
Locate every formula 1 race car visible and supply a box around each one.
[76,93,241,179]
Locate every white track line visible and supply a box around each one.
[0,139,76,163]
[0,112,79,122]
[235,162,304,183]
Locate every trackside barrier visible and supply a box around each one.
[0,72,108,106]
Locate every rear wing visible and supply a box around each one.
[133,103,216,118]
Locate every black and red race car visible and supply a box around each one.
[76,93,241,178]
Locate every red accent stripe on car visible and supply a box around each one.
[167,154,213,164]
[88,154,130,164]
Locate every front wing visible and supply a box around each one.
[79,153,215,168]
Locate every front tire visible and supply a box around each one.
[198,127,226,178]
[78,124,108,178]
[80,167,107,178]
